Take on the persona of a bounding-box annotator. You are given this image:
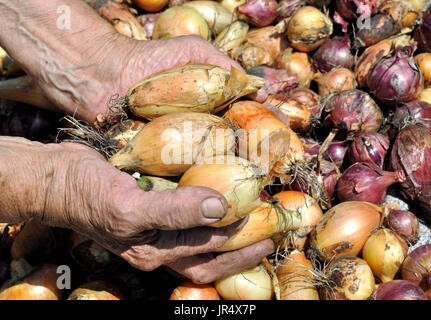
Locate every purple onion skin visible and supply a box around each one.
[140,13,162,39]
[235,0,278,27]
[402,245,431,297]
[276,0,303,22]
[335,0,378,21]
[313,36,354,73]
[336,162,406,205]
[325,141,348,168]
[392,101,431,129]
[348,132,390,169]
[323,89,383,139]
[368,46,424,106]
[414,8,431,53]
[390,124,431,215]
[376,280,428,300]
[302,138,321,160]
[384,209,419,243]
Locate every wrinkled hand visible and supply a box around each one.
[36,142,274,283]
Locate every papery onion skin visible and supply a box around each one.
[368,46,424,106]
[335,0,377,22]
[137,13,162,40]
[286,6,333,53]
[235,45,274,71]
[322,89,383,138]
[391,100,431,133]
[414,7,431,53]
[235,0,278,27]
[348,132,390,169]
[336,162,405,205]
[68,281,124,300]
[276,250,319,300]
[402,244,431,298]
[309,201,383,261]
[313,36,354,73]
[288,87,322,116]
[418,87,431,105]
[277,0,304,22]
[356,14,394,47]
[170,282,221,300]
[389,124,431,216]
[314,67,356,97]
[218,0,247,12]
[214,265,274,300]
[276,48,314,88]
[246,26,289,60]
[320,255,375,300]
[104,119,147,149]
[375,280,428,300]
[325,140,349,169]
[383,209,419,244]
[415,53,431,85]
[362,228,408,283]
[214,20,249,55]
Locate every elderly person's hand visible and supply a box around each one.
[0,0,274,283]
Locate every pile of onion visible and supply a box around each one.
[235,0,278,27]
[312,36,354,72]
[348,132,390,168]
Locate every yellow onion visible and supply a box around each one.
[246,26,289,60]
[320,255,375,300]
[415,53,431,85]
[362,228,408,283]
[132,0,169,12]
[126,64,264,119]
[275,48,314,88]
[309,201,384,262]
[213,20,250,54]
[170,281,221,300]
[286,6,333,52]
[218,0,247,12]
[272,191,323,251]
[215,195,303,252]
[214,264,274,300]
[109,113,235,177]
[104,119,147,149]
[265,94,311,133]
[152,6,210,40]
[183,1,236,36]
[178,156,266,227]
[234,45,274,70]
[276,250,319,300]
[418,87,431,105]
[314,67,356,97]
[68,281,124,300]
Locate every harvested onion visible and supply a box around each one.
[68,281,124,300]
[104,119,146,149]
[213,20,249,55]
[275,48,314,88]
[415,53,431,85]
[170,282,220,300]
[235,0,278,27]
[214,265,274,300]
[383,209,419,244]
[314,67,356,97]
[375,280,428,300]
[362,228,408,283]
[402,244,431,298]
[218,0,247,12]
[418,87,431,105]
[132,0,168,12]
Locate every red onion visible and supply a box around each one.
[322,89,383,139]
[402,244,431,298]
[276,0,304,22]
[335,0,377,21]
[312,36,354,73]
[138,13,162,40]
[247,66,298,103]
[336,162,406,205]
[384,209,419,244]
[389,124,431,216]
[324,140,349,168]
[392,100,431,129]
[348,132,390,169]
[235,0,278,27]
[375,280,428,300]
[333,10,350,33]
[368,45,424,106]
[414,8,431,53]
[301,138,321,160]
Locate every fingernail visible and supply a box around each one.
[200,198,226,219]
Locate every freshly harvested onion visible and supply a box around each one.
[214,265,274,300]
[380,0,420,34]
[288,87,322,116]
[314,67,356,97]
[132,0,168,12]
[383,209,419,244]
[213,20,249,54]
[152,6,210,40]
[324,140,349,169]
[320,255,375,300]
[322,89,383,138]
[418,87,431,105]
[276,250,319,300]
[235,45,274,70]
[277,0,304,22]
[375,280,428,300]
[356,14,394,48]
[178,156,265,227]
[368,45,424,106]
[264,94,311,133]
[137,13,162,39]
[235,0,278,27]
[362,228,408,283]
[414,7,431,52]
[309,201,383,261]
[126,64,264,119]
[104,119,146,149]
[109,113,236,177]
[218,0,247,12]
[170,282,220,300]
[275,48,314,88]
[415,53,431,85]
[336,162,405,205]
[286,6,333,52]
[391,100,431,130]
[137,176,178,192]
[246,26,289,60]
[348,132,390,169]
[68,281,124,300]
[402,244,431,298]
[183,1,236,36]
[0,264,63,300]
[313,36,354,73]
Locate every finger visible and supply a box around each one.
[137,186,230,230]
[166,239,275,284]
